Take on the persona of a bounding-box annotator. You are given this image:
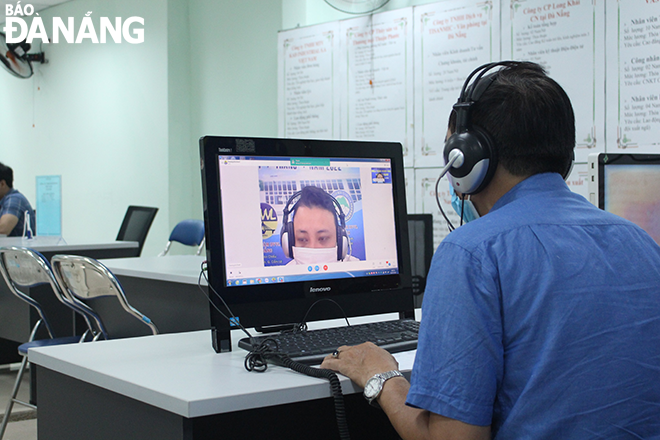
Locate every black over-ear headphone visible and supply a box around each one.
[280,188,349,261]
[443,61,518,195]
[444,62,574,194]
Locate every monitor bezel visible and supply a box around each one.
[200,136,414,345]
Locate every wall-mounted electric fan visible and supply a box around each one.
[324,0,390,14]
[0,32,46,79]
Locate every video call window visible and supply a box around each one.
[218,156,399,285]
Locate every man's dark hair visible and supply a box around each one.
[448,61,575,177]
[295,186,338,224]
[0,162,14,188]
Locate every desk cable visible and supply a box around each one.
[197,262,351,440]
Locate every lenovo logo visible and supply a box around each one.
[309,286,331,293]
[217,148,233,153]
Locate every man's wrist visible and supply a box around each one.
[363,370,404,406]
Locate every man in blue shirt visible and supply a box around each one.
[0,162,36,237]
[322,62,660,439]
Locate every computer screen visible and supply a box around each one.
[588,153,660,245]
[200,136,414,352]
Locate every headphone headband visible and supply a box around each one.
[454,61,519,134]
[283,189,346,228]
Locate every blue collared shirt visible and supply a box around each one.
[407,173,660,438]
[0,188,36,237]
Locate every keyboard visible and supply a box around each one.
[238,319,420,365]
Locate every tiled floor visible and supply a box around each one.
[0,365,37,440]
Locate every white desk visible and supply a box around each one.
[29,315,417,440]
[0,236,139,256]
[101,254,206,285]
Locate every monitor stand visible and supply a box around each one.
[212,325,232,353]
[211,323,296,353]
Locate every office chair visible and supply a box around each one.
[0,247,85,440]
[116,206,159,257]
[51,255,159,338]
[408,214,434,307]
[158,219,205,256]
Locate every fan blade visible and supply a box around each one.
[0,32,34,78]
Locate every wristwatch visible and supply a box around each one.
[363,370,404,405]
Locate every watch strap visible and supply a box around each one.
[379,369,403,382]
[364,370,404,405]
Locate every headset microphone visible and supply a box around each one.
[437,149,465,182]
[434,149,466,231]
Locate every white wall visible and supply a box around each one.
[167,0,195,238]
[188,0,281,139]
[1,0,170,256]
[184,0,282,239]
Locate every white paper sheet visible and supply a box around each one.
[278,22,341,139]
[339,9,415,166]
[605,1,660,153]
[501,0,606,162]
[413,0,502,168]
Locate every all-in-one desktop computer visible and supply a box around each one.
[200,136,417,362]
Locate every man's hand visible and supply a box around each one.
[320,341,398,387]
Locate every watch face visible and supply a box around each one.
[364,376,382,399]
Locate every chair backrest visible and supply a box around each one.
[51,254,158,337]
[0,246,103,341]
[116,206,159,257]
[0,247,59,338]
[159,219,205,256]
[407,214,434,307]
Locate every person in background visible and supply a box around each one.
[322,62,660,439]
[0,162,36,237]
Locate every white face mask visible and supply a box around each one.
[449,185,481,223]
[292,246,338,265]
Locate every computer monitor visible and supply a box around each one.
[588,153,660,245]
[200,136,414,352]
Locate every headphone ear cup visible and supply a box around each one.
[337,226,348,260]
[280,191,303,260]
[287,221,295,258]
[280,219,295,258]
[280,228,290,258]
[444,128,497,195]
